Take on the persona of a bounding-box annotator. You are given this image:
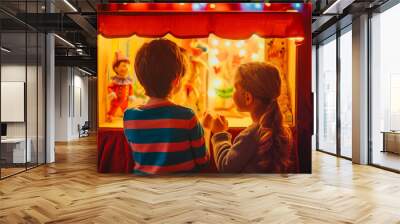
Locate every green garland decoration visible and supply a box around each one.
[215,86,233,99]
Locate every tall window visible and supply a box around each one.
[339,28,352,158]
[317,36,337,154]
[371,3,400,171]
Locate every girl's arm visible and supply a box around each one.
[211,127,258,173]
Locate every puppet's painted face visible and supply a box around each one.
[114,61,129,78]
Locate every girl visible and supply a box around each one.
[205,62,293,173]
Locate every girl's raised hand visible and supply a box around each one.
[211,115,229,133]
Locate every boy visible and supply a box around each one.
[124,39,209,175]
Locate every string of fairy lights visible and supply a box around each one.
[207,35,265,107]
[187,2,304,12]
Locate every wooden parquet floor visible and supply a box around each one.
[1,136,400,224]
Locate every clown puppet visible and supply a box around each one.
[106,51,134,122]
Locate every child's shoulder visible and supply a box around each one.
[124,104,195,120]
[123,107,142,120]
[164,104,196,120]
[169,104,196,115]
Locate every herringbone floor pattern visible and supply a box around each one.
[1,136,400,224]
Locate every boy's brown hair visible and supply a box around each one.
[134,39,186,98]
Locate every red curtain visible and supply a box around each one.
[97,128,133,173]
[98,13,305,39]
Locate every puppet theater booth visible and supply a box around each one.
[97,3,312,173]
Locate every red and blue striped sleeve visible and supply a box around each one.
[188,115,210,171]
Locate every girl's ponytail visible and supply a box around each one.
[257,99,292,172]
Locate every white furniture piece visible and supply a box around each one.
[1,138,31,163]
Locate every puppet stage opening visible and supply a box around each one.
[98,34,300,128]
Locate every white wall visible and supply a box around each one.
[55,66,70,141]
[54,67,89,141]
[71,72,89,138]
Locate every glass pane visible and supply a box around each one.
[312,45,317,150]
[38,33,45,165]
[0,1,46,178]
[340,29,352,158]
[1,30,27,177]
[27,31,38,168]
[28,0,40,169]
[317,37,337,154]
[371,4,400,171]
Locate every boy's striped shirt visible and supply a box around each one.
[123,101,209,174]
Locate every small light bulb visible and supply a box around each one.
[211,39,219,46]
[208,90,216,98]
[213,79,222,88]
[239,49,247,57]
[225,41,231,47]
[210,57,220,66]
[289,37,304,42]
[210,48,219,55]
[236,40,245,48]
[192,3,201,10]
[294,3,302,9]
[251,53,259,60]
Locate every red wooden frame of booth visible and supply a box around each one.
[97,3,312,173]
